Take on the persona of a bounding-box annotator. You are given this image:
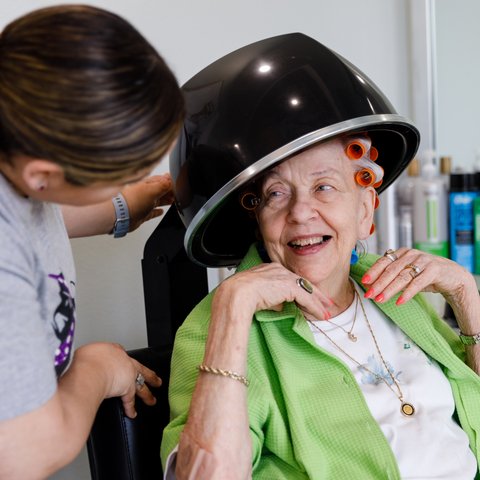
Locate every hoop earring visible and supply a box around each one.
[240,192,261,211]
[350,241,367,265]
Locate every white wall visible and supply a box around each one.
[435,0,480,171]
[0,1,414,478]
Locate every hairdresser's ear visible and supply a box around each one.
[357,186,376,240]
[22,159,64,192]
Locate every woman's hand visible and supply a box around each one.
[215,262,333,322]
[361,247,480,335]
[121,173,174,233]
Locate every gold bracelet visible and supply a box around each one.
[197,364,249,387]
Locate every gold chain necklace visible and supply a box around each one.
[307,289,415,417]
[323,289,359,342]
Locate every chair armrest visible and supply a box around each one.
[87,346,173,480]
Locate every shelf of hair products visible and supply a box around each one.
[395,151,480,328]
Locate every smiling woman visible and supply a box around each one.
[253,138,376,297]
[161,33,480,479]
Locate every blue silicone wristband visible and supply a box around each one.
[111,193,130,238]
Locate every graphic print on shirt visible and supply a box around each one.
[49,272,76,376]
[359,354,402,386]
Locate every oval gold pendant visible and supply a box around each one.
[401,402,415,416]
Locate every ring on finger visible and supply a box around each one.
[296,277,313,294]
[404,263,422,279]
[383,248,398,263]
[135,372,145,390]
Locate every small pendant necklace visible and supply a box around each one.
[325,290,359,342]
[316,280,359,342]
[307,289,415,417]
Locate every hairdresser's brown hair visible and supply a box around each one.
[0,4,184,184]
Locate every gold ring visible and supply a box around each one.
[383,248,398,262]
[404,263,421,279]
[296,277,313,294]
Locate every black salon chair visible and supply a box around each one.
[86,207,209,479]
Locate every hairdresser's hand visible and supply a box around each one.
[122,173,175,232]
[72,342,162,418]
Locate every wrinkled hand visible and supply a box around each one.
[74,342,162,418]
[215,262,333,321]
[121,174,174,232]
[361,247,478,308]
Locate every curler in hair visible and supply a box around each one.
[355,168,375,187]
[345,141,368,160]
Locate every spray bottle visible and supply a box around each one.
[413,150,449,257]
[396,158,419,248]
[450,171,478,272]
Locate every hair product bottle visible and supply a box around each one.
[413,151,449,257]
[396,158,419,248]
[449,172,478,272]
[474,195,480,275]
[440,156,452,190]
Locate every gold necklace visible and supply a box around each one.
[307,280,359,342]
[324,290,359,342]
[307,290,415,417]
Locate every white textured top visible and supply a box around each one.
[307,281,477,479]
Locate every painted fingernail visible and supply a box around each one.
[324,311,331,320]
[361,274,371,284]
[364,288,375,299]
[374,293,384,303]
[328,297,335,306]
[396,296,406,305]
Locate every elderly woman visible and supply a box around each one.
[162,34,480,479]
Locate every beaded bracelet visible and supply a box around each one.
[197,364,250,387]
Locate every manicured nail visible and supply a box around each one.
[396,296,406,305]
[361,274,371,284]
[364,288,375,299]
[324,311,331,320]
[374,293,384,303]
[328,297,335,306]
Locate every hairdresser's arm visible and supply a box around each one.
[62,174,174,238]
[175,263,331,479]
[0,342,161,480]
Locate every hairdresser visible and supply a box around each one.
[0,5,184,478]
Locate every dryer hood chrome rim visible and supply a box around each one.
[184,113,416,262]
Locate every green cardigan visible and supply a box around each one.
[161,244,480,479]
